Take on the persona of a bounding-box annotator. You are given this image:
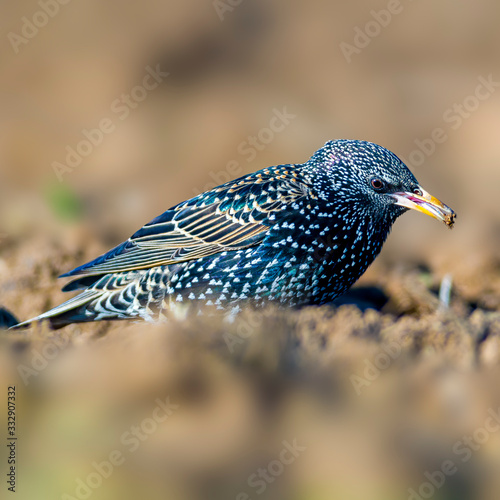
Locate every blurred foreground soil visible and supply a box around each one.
[0,232,499,500]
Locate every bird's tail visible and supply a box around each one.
[10,290,108,330]
[10,273,145,330]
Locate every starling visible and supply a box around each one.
[14,140,455,329]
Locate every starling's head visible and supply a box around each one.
[307,140,456,228]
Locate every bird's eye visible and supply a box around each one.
[371,178,385,191]
[413,187,423,196]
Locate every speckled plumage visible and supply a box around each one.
[16,140,456,328]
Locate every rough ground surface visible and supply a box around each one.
[1,233,499,500]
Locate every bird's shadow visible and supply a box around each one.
[329,286,389,312]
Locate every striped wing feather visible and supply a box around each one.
[62,166,310,280]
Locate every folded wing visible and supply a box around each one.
[61,166,310,289]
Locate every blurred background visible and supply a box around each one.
[0,0,500,499]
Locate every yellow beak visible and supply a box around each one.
[391,187,456,228]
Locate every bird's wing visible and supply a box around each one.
[61,166,311,280]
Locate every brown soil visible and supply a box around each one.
[1,232,499,500]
